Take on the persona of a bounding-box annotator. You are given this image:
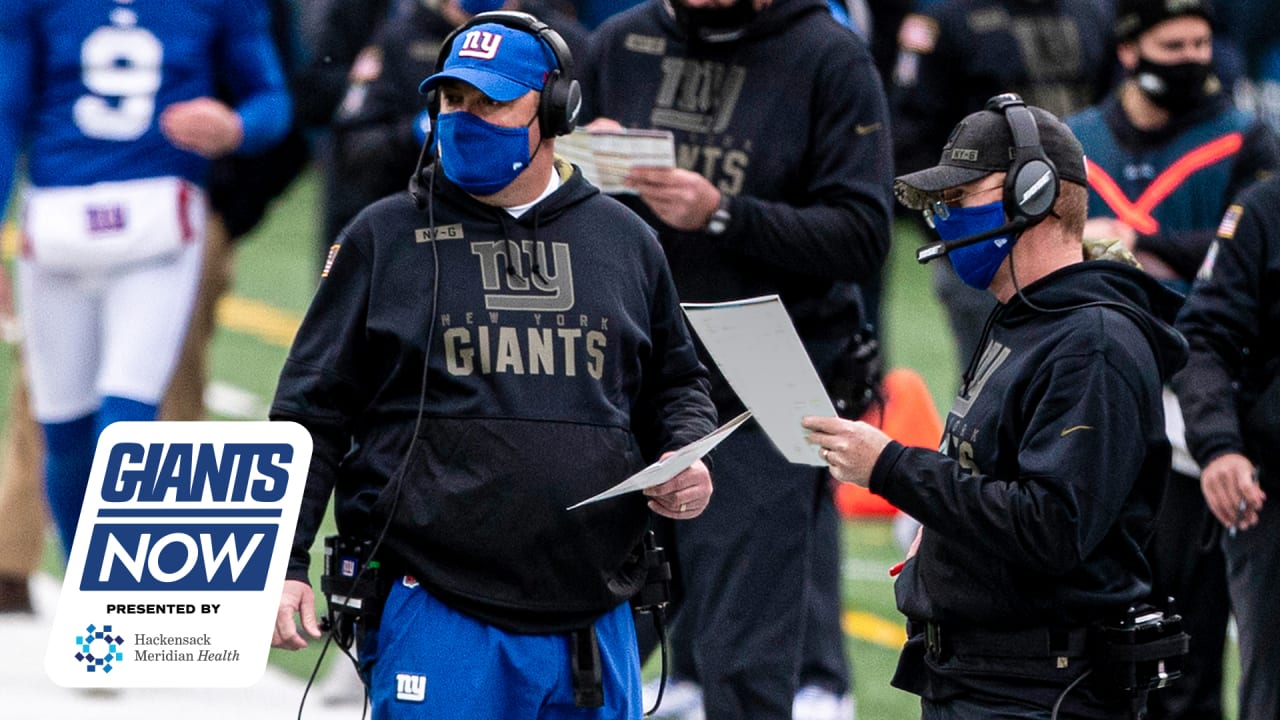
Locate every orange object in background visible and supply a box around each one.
[835,367,944,518]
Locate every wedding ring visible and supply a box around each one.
[821,447,831,462]
[679,502,687,512]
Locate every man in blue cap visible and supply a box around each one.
[319,0,587,272]
[270,12,718,720]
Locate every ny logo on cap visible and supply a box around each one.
[458,30,502,60]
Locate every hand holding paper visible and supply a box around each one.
[555,126,676,195]
[568,411,751,511]
[682,296,835,466]
[643,453,712,519]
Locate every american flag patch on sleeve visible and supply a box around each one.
[1217,204,1243,239]
[321,242,341,278]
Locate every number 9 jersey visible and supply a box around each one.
[0,0,291,205]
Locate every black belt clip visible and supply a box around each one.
[925,622,944,659]
[923,621,1089,665]
[570,625,605,708]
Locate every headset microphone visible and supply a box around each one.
[914,94,1057,265]
[407,119,435,211]
[915,216,1028,264]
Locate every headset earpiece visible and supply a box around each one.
[433,11,580,137]
[540,68,582,138]
[985,93,1059,226]
[915,94,1060,264]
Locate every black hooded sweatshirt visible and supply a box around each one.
[270,159,717,633]
[582,0,893,413]
[867,261,1187,692]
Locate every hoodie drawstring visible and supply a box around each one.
[498,208,551,286]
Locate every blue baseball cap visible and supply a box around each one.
[419,22,555,101]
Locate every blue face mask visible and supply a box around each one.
[436,111,532,196]
[931,200,1016,290]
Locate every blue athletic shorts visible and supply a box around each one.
[358,576,642,719]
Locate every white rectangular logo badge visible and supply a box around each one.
[44,421,311,688]
[396,673,427,702]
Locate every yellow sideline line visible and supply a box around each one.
[215,295,301,349]
[844,610,908,649]
[1,222,17,258]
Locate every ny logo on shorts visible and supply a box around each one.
[395,672,427,702]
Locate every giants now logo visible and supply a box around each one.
[457,30,502,60]
[80,442,291,591]
[46,422,311,688]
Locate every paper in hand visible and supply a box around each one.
[567,411,751,510]
[682,296,836,466]
[555,127,676,195]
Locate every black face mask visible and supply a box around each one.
[1134,56,1214,113]
[671,0,758,40]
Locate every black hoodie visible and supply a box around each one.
[582,0,893,413]
[270,159,717,632]
[867,260,1187,693]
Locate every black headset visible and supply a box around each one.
[915,94,1061,264]
[987,92,1059,226]
[432,11,582,138]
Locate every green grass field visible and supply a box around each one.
[0,167,1238,717]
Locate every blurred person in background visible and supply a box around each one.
[582,0,894,716]
[1065,0,1279,714]
[0,0,291,560]
[1172,175,1280,720]
[0,0,302,616]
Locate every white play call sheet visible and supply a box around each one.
[554,127,676,195]
[682,295,835,467]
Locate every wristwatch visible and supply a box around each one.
[705,194,732,236]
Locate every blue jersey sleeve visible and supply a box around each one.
[219,0,293,155]
[0,1,36,216]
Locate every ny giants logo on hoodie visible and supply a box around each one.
[472,239,575,312]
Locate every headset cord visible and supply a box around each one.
[644,607,670,717]
[299,164,441,720]
[296,629,331,720]
[1014,246,1160,720]
[1008,250,1051,315]
[959,302,1002,397]
[295,628,371,720]
[1050,667,1093,720]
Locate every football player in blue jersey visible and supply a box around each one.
[0,0,292,557]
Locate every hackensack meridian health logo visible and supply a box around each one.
[44,421,311,688]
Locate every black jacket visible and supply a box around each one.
[869,260,1187,700]
[1173,175,1280,482]
[582,0,893,413]
[872,261,1186,628]
[270,159,716,632]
